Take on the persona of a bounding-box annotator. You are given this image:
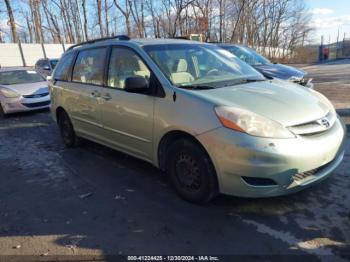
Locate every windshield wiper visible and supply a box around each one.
[224,78,266,86]
[177,84,215,90]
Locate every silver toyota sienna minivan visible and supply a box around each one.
[49,36,346,203]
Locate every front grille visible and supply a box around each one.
[288,111,336,136]
[23,92,49,98]
[22,101,50,108]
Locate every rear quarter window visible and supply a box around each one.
[72,48,107,86]
[54,52,75,81]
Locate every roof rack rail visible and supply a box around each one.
[67,35,130,51]
[170,36,189,40]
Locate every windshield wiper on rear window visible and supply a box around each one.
[177,84,215,90]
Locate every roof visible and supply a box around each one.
[67,37,210,52]
[38,58,59,61]
[131,38,205,46]
[217,43,243,47]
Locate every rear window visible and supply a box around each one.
[54,52,75,81]
[36,60,43,67]
[50,59,59,69]
[72,48,107,86]
[0,70,44,85]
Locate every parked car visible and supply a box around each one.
[35,58,59,77]
[50,36,346,203]
[218,44,313,88]
[0,68,50,117]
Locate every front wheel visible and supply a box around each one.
[58,111,77,147]
[166,139,218,204]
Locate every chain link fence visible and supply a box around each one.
[319,39,350,61]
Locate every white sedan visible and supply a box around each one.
[0,68,50,117]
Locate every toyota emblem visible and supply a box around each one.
[317,117,330,128]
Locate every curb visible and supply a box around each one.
[336,109,350,116]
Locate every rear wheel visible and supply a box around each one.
[0,104,5,118]
[58,111,77,147]
[166,139,218,204]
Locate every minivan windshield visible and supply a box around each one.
[143,44,264,88]
[222,45,271,66]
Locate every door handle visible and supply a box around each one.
[101,93,112,101]
[91,91,101,98]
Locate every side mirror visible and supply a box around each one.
[124,76,149,93]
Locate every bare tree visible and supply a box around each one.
[0,0,313,62]
[96,0,104,37]
[128,0,147,37]
[81,0,89,40]
[4,0,18,42]
[113,0,131,36]
[145,0,161,37]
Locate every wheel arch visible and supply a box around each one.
[157,130,211,172]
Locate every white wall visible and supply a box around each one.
[0,43,71,67]
[0,44,23,67]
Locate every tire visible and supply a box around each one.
[166,139,218,204]
[57,111,77,147]
[0,104,5,118]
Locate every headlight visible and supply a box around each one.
[214,106,295,138]
[0,88,20,98]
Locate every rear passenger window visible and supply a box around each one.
[54,52,75,81]
[72,48,107,85]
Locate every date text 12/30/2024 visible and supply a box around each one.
[127,256,219,261]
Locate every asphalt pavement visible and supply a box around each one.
[299,59,350,114]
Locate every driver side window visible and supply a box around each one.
[107,47,151,89]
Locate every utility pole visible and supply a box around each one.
[319,35,324,62]
[336,28,340,44]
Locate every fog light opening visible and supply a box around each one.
[242,176,277,186]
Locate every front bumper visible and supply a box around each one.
[1,95,50,114]
[197,117,347,197]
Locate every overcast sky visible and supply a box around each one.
[308,0,350,44]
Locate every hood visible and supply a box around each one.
[194,80,330,127]
[1,81,48,96]
[253,63,305,80]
